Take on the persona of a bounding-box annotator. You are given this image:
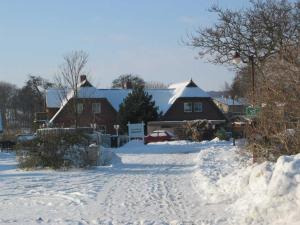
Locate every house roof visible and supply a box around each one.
[47,79,211,123]
[168,80,210,105]
[46,88,69,108]
[214,97,245,106]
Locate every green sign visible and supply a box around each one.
[246,106,260,117]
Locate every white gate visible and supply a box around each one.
[127,122,145,141]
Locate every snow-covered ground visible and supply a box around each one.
[0,139,300,225]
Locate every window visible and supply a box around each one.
[194,102,203,112]
[184,102,193,112]
[77,103,83,114]
[150,132,158,137]
[92,103,101,113]
[158,132,167,137]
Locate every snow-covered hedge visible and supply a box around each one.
[16,132,91,169]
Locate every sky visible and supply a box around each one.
[0,0,250,91]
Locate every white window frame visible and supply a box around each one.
[194,102,203,112]
[77,103,83,114]
[92,103,101,113]
[184,102,193,112]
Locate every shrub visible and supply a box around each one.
[247,124,300,162]
[16,131,91,169]
[179,120,215,141]
[215,128,229,141]
[245,46,300,162]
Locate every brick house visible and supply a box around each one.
[46,76,226,134]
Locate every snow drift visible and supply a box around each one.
[193,142,300,225]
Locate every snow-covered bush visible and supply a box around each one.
[179,120,215,141]
[16,131,90,169]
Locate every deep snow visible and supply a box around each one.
[0,140,300,225]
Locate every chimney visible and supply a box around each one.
[80,75,87,82]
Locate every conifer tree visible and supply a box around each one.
[118,86,160,133]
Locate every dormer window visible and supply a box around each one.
[184,102,193,112]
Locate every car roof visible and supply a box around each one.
[153,130,167,133]
[152,130,175,136]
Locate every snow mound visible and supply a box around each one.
[99,147,122,166]
[230,154,300,225]
[193,144,300,225]
[0,152,17,172]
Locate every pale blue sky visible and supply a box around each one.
[0,0,250,90]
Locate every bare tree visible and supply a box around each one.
[145,81,168,89]
[186,0,300,160]
[55,50,89,128]
[0,81,17,130]
[187,0,300,66]
[0,76,52,133]
[111,74,145,89]
[247,45,300,161]
[224,67,252,99]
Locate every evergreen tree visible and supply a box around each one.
[118,86,160,133]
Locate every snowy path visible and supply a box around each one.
[95,151,203,224]
[0,142,218,225]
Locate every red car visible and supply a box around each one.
[144,130,176,144]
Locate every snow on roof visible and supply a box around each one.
[168,80,210,104]
[168,80,190,89]
[47,80,211,123]
[49,87,131,124]
[46,88,68,108]
[75,87,176,114]
[214,97,244,106]
[147,89,174,113]
[77,87,131,110]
